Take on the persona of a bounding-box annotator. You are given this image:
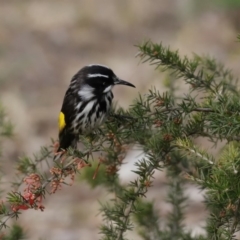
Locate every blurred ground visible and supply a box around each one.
[1,0,240,239]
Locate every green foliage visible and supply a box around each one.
[134,39,240,240]
[1,37,240,239]
[2,224,26,240]
[80,161,109,188]
[194,0,240,11]
[213,0,240,9]
[0,103,26,235]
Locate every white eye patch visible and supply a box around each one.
[78,85,95,101]
[103,85,113,93]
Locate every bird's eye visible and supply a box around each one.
[102,82,106,86]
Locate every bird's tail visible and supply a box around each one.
[54,128,77,160]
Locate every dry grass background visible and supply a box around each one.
[1,1,240,239]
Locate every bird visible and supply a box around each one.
[56,64,135,154]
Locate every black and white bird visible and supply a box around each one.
[57,64,135,152]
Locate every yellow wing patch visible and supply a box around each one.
[58,111,66,132]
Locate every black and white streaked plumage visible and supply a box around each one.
[57,64,135,152]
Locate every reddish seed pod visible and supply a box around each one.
[163,134,172,141]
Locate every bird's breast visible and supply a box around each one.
[71,92,113,134]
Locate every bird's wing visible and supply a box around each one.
[59,89,77,133]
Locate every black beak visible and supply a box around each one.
[114,78,135,88]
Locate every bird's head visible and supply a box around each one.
[75,64,135,101]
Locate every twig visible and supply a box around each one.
[116,152,169,240]
[230,198,240,235]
